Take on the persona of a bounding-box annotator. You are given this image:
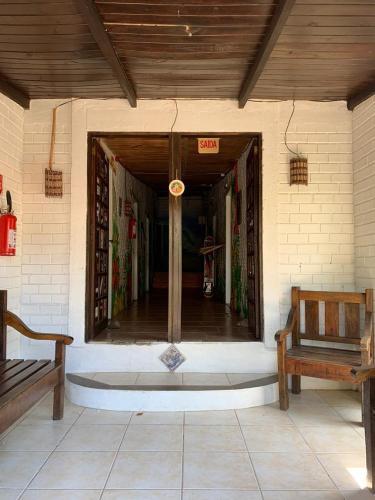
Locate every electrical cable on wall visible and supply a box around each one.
[284,100,300,157]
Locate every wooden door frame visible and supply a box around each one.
[85,132,263,343]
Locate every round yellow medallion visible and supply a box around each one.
[169,179,185,197]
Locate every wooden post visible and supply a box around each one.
[364,376,375,492]
[277,337,289,410]
[168,134,182,343]
[0,290,7,360]
[291,286,301,394]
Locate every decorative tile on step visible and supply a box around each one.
[159,345,186,371]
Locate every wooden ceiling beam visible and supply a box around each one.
[0,77,29,109]
[238,0,296,108]
[347,84,375,111]
[75,0,136,107]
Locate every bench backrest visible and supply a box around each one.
[292,287,373,346]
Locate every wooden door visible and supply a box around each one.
[86,138,110,339]
[246,136,263,340]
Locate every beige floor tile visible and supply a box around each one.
[334,407,363,426]
[342,490,375,499]
[21,491,101,500]
[0,451,49,488]
[93,372,139,385]
[242,425,310,452]
[0,489,23,500]
[251,452,335,490]
[20,397,83,426]
[262,492,344,499]
[184,410,238,426]
[236,404,294,426]
[317,453,367,491]
[130,411,184,425]
[76,408,132,425]
[121,424,183,451]
[289,390,328,405]
[287,404,346,427]
[30,451,115,489]
[227,373,274,385]
[302,424,365,453]
[56,424,126,451]
[102,491,181,500]
[184,452,258,490]
[184,425,247,452]
[136,373,182,386]
[316,390,361,407]
[183,491,262,499]
[183,373,230,386]
[107,451,182,489]
[0,424,70,451]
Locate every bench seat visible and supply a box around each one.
[286,346,361,382]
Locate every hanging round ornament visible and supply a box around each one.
[169,179,185,197]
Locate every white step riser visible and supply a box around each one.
[66,379,278,412]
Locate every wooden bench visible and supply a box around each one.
[0,290,73,434]
[275,287,373,410]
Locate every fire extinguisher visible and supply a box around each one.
[128,217,136,240]
[0,191,17,256]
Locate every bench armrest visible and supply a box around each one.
[275,307,297,343]
[351,365,375,384]
[5,311,73,345]
[360,311,374,365]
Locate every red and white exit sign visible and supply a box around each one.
[197,138,220,154]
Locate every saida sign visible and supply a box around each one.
[197,138,220,154]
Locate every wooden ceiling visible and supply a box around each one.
[1,0,375,110]
[103,134,252,192]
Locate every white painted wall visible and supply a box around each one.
[0,94,24,357]
[353,96,375,310]
[16,98,356,375]
[21,99,72,359]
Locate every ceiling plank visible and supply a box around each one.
[74,0,136,107]
[238,0,296,108]
[347,83,375,111]
[0,77,29,109]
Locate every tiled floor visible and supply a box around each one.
[0,389,370,499]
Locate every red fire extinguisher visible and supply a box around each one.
[0,191,17,256]
[128,217,137,240]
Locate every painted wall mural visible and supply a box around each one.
[210,148,249,318]
[100,140,155,319]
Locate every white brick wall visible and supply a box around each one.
[21,100,72,357]
[278,102,354,326]
[353,96,375,306]
[0,94,24,357]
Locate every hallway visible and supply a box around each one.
[95,290,252,343]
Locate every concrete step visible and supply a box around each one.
[66,371,278,411]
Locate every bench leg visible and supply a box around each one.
[53,379,65,420]
[292,375,301,394]
[278,370,289,411]
[53,343,65,420]
[364,377,375,492]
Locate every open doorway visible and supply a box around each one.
[179,134,262,341]
[85,133,262,343]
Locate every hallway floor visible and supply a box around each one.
[0,389,368,499]
[95,290,253,343]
